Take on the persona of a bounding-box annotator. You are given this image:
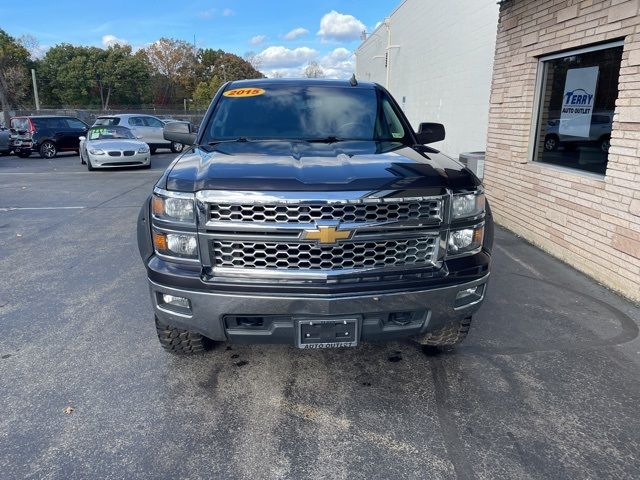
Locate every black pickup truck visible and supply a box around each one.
[137,78,493,354]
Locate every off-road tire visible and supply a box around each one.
[414,316,472,347]
[155,317,211,354]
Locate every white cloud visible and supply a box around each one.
[317,10,366,42]
[284,27,309,40]
[249,35,267,46]
[102,34,128,48]
[198,9,215,19]
[255,46,317,68]
[223,8,234,16]
[319,47,355,79]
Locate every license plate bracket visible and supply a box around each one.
[296,317,360,349]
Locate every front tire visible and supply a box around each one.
[414,316,472,347]
[170,142,184,153]
[39,141,57,159]
[155,317,212,354]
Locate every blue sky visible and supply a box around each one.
[1,0,392,78]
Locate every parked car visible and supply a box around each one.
[137,78,494,354]
[93,114,184,154]
[10,116,89,158]
[0,126,11,156]
[544,111,613,152]
[79,125,150,170]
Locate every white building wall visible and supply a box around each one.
[355,0,499,158]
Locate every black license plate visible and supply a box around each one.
[297,317,359,349]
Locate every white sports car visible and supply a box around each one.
[80,125,151,170]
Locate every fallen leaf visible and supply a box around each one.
[63,406,74,414]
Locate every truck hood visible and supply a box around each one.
[162,140,480,194]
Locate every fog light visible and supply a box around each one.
[454,285,485,308]
[162,294,189,308]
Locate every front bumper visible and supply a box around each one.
[89,152,150,168]
[149,273,489,344]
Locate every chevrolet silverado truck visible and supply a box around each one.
[137,78,493,354]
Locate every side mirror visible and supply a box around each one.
[164,121,196,146]
[79,136,86,141]
[415,122,445,145]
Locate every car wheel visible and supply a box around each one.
[17,151,31,158]
[544,135,558,151]
[414,316,472,347]
[170,142,184,153]
[155,317,213,354]
[150,147,157,155]
[80,149,86,165]
[600,137,610,153]
[39,141,57,159]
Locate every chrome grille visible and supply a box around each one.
[209,200,442,224]
[212,237,438,271]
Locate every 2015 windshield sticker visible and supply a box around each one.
[223,88,265,98]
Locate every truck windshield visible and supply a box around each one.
[203,84,408,143]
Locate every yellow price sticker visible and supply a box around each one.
[223,88,265,98]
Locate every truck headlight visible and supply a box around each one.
[152,189,195,223]
[447,225,484,257]
[153,231,198,259]
[451,191,485,220]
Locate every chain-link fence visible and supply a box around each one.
[2,106,207,127]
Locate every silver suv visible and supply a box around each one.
[93,114,184,154]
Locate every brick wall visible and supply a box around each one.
[485,0,640,301]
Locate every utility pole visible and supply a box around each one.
[31,69,40,111]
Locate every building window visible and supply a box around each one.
[533,43,623,175]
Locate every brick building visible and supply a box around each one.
[485,0,640,301]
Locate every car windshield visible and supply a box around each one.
[94,117,120,126]
[203,84,407,143]
[88,126,135,140]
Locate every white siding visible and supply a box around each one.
[355,0,499,158]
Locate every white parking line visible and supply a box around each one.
[0,206,87,211]
[495,244,542,278]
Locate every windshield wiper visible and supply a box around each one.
[207,137,251,146]
[304,136,349,143]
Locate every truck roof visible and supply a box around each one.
[227,78,377,89]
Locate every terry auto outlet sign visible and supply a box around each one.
[559,66,599,138]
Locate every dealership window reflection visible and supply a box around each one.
[534,44,623,175]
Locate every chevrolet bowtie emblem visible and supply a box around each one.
[303,225,352,244]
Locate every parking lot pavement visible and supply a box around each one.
[0,152,639,480]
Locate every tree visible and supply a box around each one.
[95,45,151,110]
[198,49,264,84]
[0,29,31,126]
[144,38,196,105]
[304,61,324,78]
[192,75,223,109]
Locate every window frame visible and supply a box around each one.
[528,40,624,178]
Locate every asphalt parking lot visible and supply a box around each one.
[1,152,639,480]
